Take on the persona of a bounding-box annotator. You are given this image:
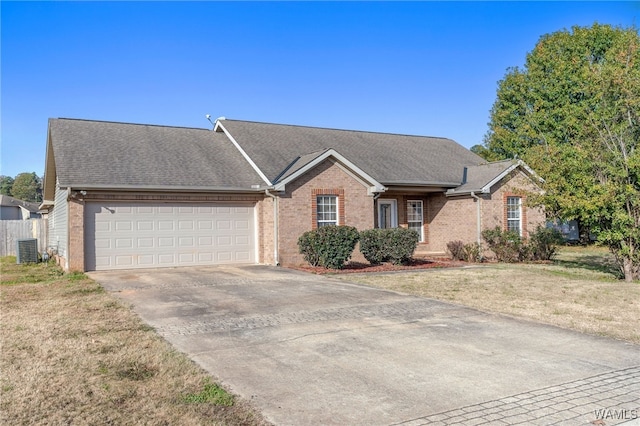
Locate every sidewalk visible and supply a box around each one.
[397,366,640,426]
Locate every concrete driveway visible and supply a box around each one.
[90,265,640,426]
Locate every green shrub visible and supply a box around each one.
[528,226,564,261]
[386,228,420,265]
[297,226,360,269]
[482,227,524,262]
[359,228,419,265]
[482,226,563,263]
[359,229,388,264]
[298,230,321,266]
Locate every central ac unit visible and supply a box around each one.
[17,239,38,264]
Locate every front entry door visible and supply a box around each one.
[378,199,398,229]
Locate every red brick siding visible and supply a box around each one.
[277,159,374,266]
[68,198,85,271]
[425,193,478,253]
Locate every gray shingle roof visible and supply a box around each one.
[446,159,536,195]
[48,118,264,190]
[0,195,40,212]
[217,119,484,186]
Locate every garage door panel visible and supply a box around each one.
[236,253,252,262]
[158,237,176,247]
[137,221,154,231]
[198,236,213,246]
[115,238,133,248]
[216,220,231,230]
[138,255,155,265]
[138,238,154,248]
[235,235,250,245]
[235,220,250,230]
[115,255,134,266]
[217,252,233,262]
[158,221,174,231]
[85,202,255,270]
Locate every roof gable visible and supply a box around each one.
[446,159,544,196]
[272,149,385,194]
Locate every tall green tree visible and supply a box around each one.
[483,24,640,281]
[0,176,14,196]
[11,172,42,203]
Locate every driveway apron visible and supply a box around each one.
[90,266,640,426]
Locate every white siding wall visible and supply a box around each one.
[49,185,68,258]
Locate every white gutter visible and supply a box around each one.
[264,189,280,266]
[470,191,482,246]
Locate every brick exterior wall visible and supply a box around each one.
[482,170,546,239]
[257,196,275,265]
[418,170,545,255]
[64,168,544,270]
[277,159,374,266]
[424,193,479,253]
[67,198,85,271]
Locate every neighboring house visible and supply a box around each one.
[40,117,545,272]
[0,195,42,220]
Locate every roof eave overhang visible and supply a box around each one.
[63,184,272,193]
[39,200,54,210]
[445,188,490,197]
[383,182,458,193]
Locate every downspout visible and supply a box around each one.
[264,190,280,266]
[470,192,482,246]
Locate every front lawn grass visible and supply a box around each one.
[339,246,640,344]
[0,257,268,425]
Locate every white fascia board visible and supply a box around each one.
[274,149,386,194]
[215,120,273,186]
[481,162,521,193]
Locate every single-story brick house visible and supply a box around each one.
[40,117,545,271]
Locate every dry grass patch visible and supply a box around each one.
[340,246,640,344]
[0,257,268,425]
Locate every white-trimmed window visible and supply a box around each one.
[316,195,338,227]
[407,200,424,242]
[506,196,522,236]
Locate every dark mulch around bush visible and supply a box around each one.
[291,258,463,274]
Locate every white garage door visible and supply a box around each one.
[85,202,256,271]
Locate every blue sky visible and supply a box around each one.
[1,1,638,179]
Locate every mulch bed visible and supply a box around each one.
[291,257,465,274]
